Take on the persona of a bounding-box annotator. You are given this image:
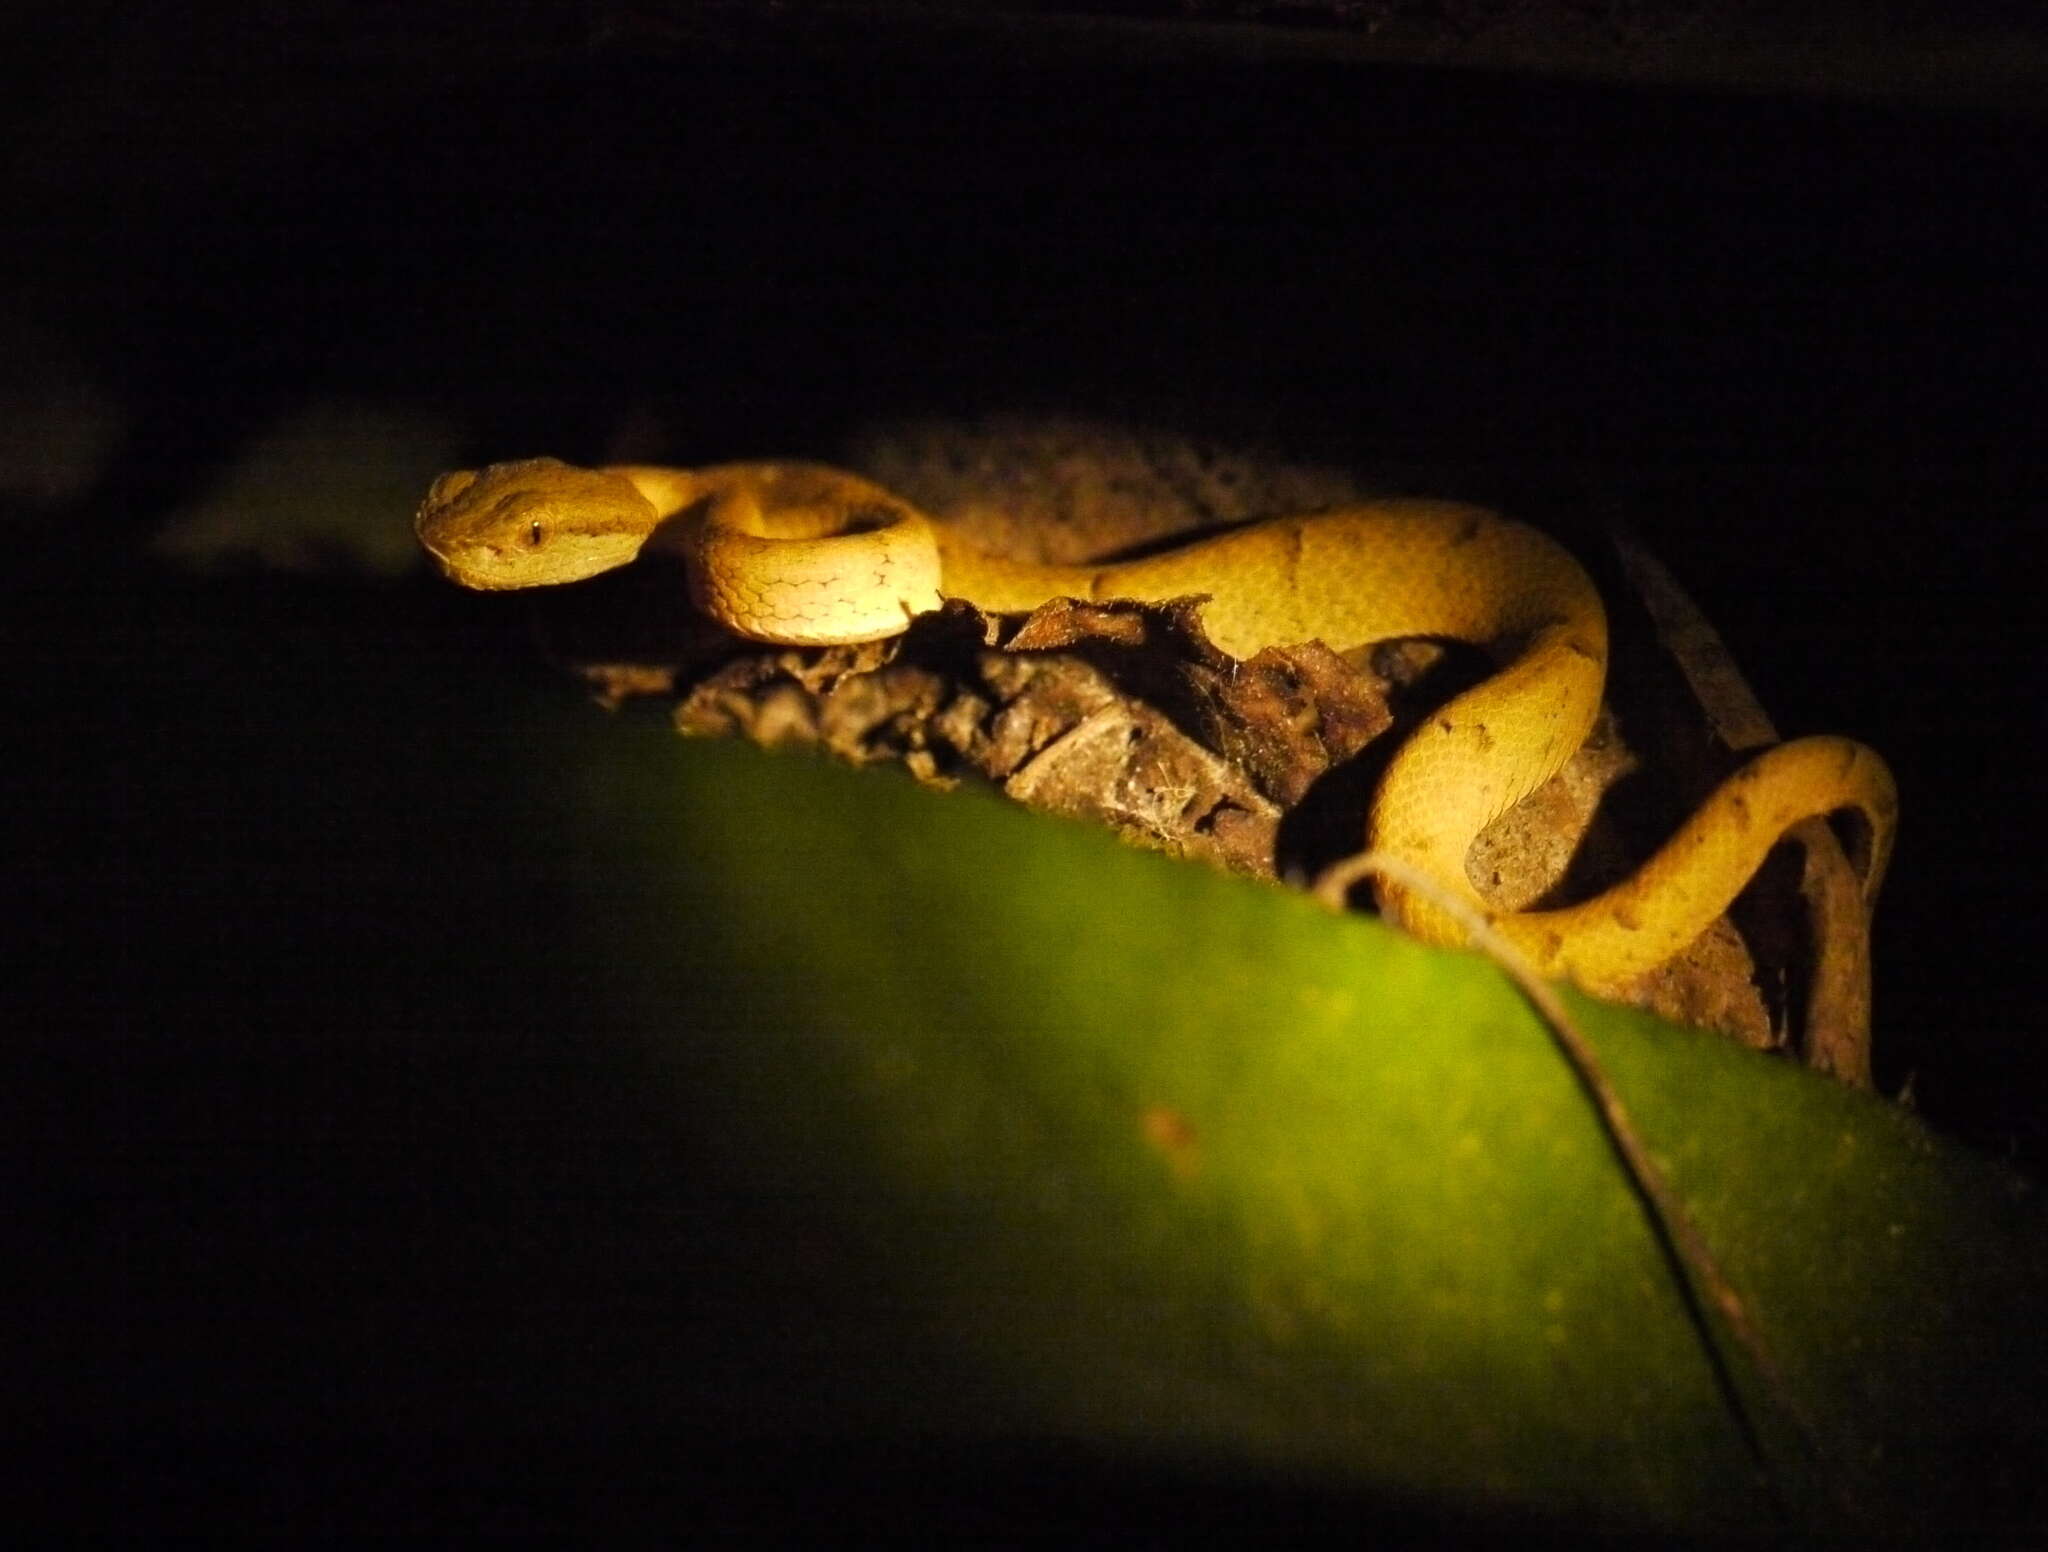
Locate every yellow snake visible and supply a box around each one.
[417,456,1896,995]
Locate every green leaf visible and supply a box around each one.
[551,709,2041,1538]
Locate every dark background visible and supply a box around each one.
[8,1,2046,1538]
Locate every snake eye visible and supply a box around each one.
[527,519,544,547]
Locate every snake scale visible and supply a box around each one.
[417,456,1896,996]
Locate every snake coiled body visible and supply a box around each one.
[417,456,1896,995]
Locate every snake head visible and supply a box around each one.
[415,457,658,590]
